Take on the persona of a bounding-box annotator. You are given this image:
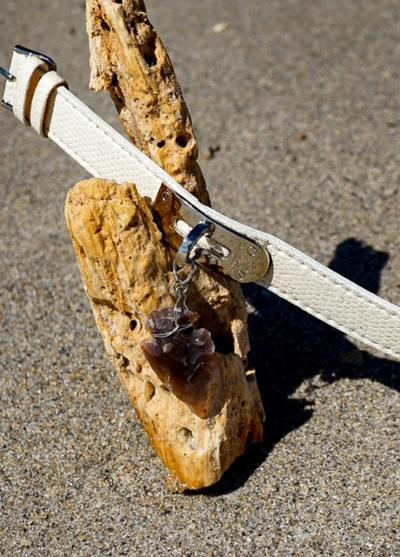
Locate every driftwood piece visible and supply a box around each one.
[66,180,264,489]
[71,0,266,488]
[87,0,208,203]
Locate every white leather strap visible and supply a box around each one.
[47,87,162,198]
[2,48,400,360]
[261,239,400,358]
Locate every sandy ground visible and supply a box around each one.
[0,1,399,555]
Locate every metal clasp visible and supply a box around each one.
[174,220,213,268]
[154,185,270,283]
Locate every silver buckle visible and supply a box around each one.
[154,185,270,283]
[1,44,57,111]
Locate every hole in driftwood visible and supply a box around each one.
[144,51,157,67]
[115,352,129,369]
[145,381,155,401]
[100,19,110,32]
[110,74,126,111]
[126,312,141,333]
[179,427,193,441]
[176,134,191,148]
[142,33,158,67]
[157,140,166,148]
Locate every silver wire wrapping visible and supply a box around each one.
[151,259,198,339]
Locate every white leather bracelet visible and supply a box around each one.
[1,46,400,360]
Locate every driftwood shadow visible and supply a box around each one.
[191,238,400,496]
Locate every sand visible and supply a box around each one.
[0,1,399,555]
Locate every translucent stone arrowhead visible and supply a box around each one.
[141,308,215,417]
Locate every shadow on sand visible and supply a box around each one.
[189,238,400,496]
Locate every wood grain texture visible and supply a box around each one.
[86,0,207,203]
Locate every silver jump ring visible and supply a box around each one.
[172,258,196,286]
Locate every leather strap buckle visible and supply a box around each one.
[1,44,57,111]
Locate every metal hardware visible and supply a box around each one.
[151,260,196,339]
[175,220,214,268]
[154,184,270,283]
[0,67,14,111]
[1,44,57,111]
[0,68,14,82]
[152,222,214,339]
[13,45,57,71]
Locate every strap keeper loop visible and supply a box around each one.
[30,71,68,137]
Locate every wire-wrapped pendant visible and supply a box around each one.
[141,308,215,418]
[141,221,217,417]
